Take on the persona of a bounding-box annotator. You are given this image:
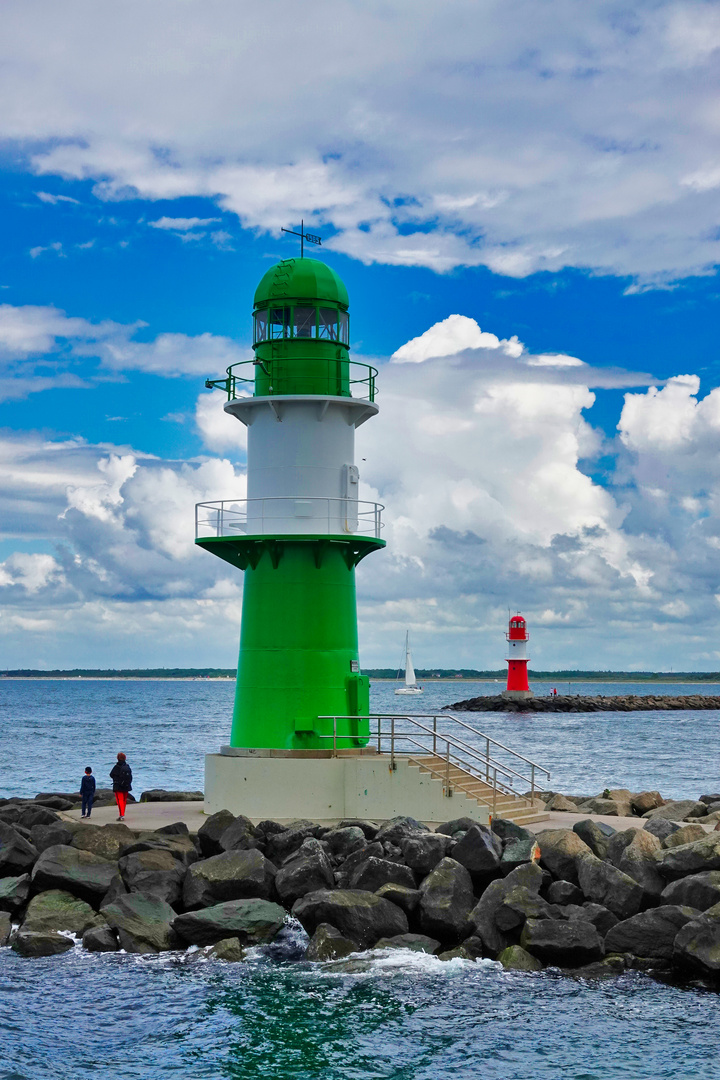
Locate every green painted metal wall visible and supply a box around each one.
[230,541,371,750]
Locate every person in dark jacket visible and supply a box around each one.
[110,752,133,821]
[80,766,96,818]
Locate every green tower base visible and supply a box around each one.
[195,534,384,749]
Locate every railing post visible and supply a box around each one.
[531,764,535,801]
[390,716,395,771]
[377,715,382,754]
[485,737,490,782]
[445,739,450,796]
[492,767,497,821]
[333,716,337,756]
[433,715,437,757]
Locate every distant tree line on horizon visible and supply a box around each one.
[2,668,720,681]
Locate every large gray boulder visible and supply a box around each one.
[274,851,334,906]
[617,829,665,898]
[0,822,38,875]
[16,805,60,829]
[606,828,642,867]
[401,833,453,875]
[334,842,384,887]
[82,925,119,952]
[323,827,367,860]
[577,855,644,919]
[305,923,358,961]
[659,872,720,911]
[375,817,428,847]
[101,893,178,953]
[661,824,707,849]
[537,829,592,884]
[72,823,134,862]
[497,944,543,971]
[605,905,699,959]
[335,819,380,840]
[22,889,104,936]
[631,791,664,815]
[559,902,618,937]
[119,834,199,867]
[197,810,236,857]
[644,819,681,842]
[521,918,604,966]
[673,903,720,975]
[499,836,540,876]
[545,880,584,906]
[119,848,185,906]
[418,857,475,944]
[139,789,203,802]
[643,800,707,822]
[32,845,117,904]
[467,861,543,957]
[183,849,277,909]
[30,823,75,853]
[218,815,259,853]
[12,930,75,957]
[348,856,415,893]
[494,885,555,932]
[292,889,408,947]
[0,911,11,946]
[374,933,441,954]
[0,873,31,912]
[374,883,420,915]
[437,817,479,837]
[265,823,319,864]
[451,825,501,884]
[656,835,720,880]
[174,897,287,946]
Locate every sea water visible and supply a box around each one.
[0,677,718,800]
[1,678,719,1078]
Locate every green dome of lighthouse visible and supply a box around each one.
[254,258,349,310]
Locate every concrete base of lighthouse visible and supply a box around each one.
[204,749,490,825]
[502,690,534,701]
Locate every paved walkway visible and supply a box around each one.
[62,802,717,834]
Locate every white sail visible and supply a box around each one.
[404,632,416,686]
[395,630,423,694]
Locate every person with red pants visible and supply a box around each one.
[110,752,133,821]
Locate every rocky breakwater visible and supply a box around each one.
[2,796,720,984]
[536,786,720,827]
[445,693,720,713]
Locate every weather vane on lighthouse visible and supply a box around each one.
[281,219,322,258]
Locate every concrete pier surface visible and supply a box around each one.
[62,801,718,835]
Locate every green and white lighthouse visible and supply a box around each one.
[197,253,384,756]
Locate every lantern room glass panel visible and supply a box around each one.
[293,306,316,338]
[269,308,288,339]
[318,307,339,340]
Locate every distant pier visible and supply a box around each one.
[444,693,720,713]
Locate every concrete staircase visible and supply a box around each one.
[407,754,549,825]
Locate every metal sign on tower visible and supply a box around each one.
[280,219,322,259]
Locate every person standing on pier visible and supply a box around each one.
[80,766,95,818]
[110,752,132,821]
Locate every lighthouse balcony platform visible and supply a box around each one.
[196,496,384,540]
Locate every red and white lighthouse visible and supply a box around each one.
[503,613,533,700]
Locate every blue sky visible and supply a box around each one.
[2,0,720,671]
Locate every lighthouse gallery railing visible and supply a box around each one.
[317,712,550,816]
[196,497,384,539]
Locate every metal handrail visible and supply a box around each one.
[444,713,551,777]
[195,497,384,540]
[316,711,549,803]
[205,359,378,403]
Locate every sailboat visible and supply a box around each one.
[394,631,423,695]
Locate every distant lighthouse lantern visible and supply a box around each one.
[502,613,534,701]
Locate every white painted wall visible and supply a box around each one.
[205,753,490,824]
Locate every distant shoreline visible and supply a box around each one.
[2,673,720,685]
